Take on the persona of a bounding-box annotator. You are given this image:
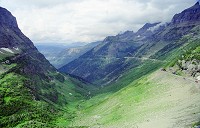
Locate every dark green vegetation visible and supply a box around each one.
[1,2,200,128]
[0,70,95,127]
[0,7,96,127]
[0,51,96,127]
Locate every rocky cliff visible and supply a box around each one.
[0,7,94,127]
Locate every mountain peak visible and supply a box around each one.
[0,6,18,28]
[171,2,200,24]
[137,22,161,35]
[192,1,200,8]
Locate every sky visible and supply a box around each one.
[0,0,197,44]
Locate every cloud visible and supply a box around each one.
[0,0,196,44]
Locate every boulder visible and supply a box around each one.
[197,76,200,81]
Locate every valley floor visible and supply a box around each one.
[69,70,200,128]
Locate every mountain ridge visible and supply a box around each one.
[0,6,96,127]
[1,2,200,128]
[59,2,200,86]
[0,7,18,28]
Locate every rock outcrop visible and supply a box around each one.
[0,6,60,102]
[172,2,200,24]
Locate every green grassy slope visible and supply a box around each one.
[0,55,97,127]
[4,22,198,128]
[65,27,200,128]
[1,4,200,128]
[71,70,200,128]
[0,72,56,127]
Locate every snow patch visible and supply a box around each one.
[14,47,19,51]
[1,48,14,53]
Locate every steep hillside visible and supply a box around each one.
[56,3,200,128]
[0,7,95,127]
[68,28,200,127]
[70,70,200,128]
[1,2,200,128]
[59,2,200,86]
[59,23,162,85]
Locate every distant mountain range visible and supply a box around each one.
[59,2,200,85]
[1,2,200,128]
[36,41,101,68]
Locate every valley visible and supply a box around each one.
[36,41,101,69]
[0,1,200,128]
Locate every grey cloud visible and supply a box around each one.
[0,0,196,44]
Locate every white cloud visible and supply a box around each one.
[0,0,196,44]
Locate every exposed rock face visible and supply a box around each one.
[0,7,18,28]
[178,59,200,77]
[0,7,35,49]
[0,7,55,70]
[153,2,200,41]
[136,22,161,37]
[197,75,200,80]
[177,43,200,78]
[172,2,200,24]
[0,7,60,102]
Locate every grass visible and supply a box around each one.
[3,96,12,103]
[65,31,200,127]
[1,25,200,128]
[70,69,200,127]
[0,72,60,127]
[100,59,164,93]
[0,60,97,128]
[71,76,155,126]
[193,122,200,128]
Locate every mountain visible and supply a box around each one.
[36,41,101,69]
[172,2,200,24]
[63,3,200,127]
[58,24,160,85]
[0,7,95,127]
[35,43,69,63]
[67,23,200,127]
[49,41,101,68]
[1,2,200,128]
[59,2,200,86]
